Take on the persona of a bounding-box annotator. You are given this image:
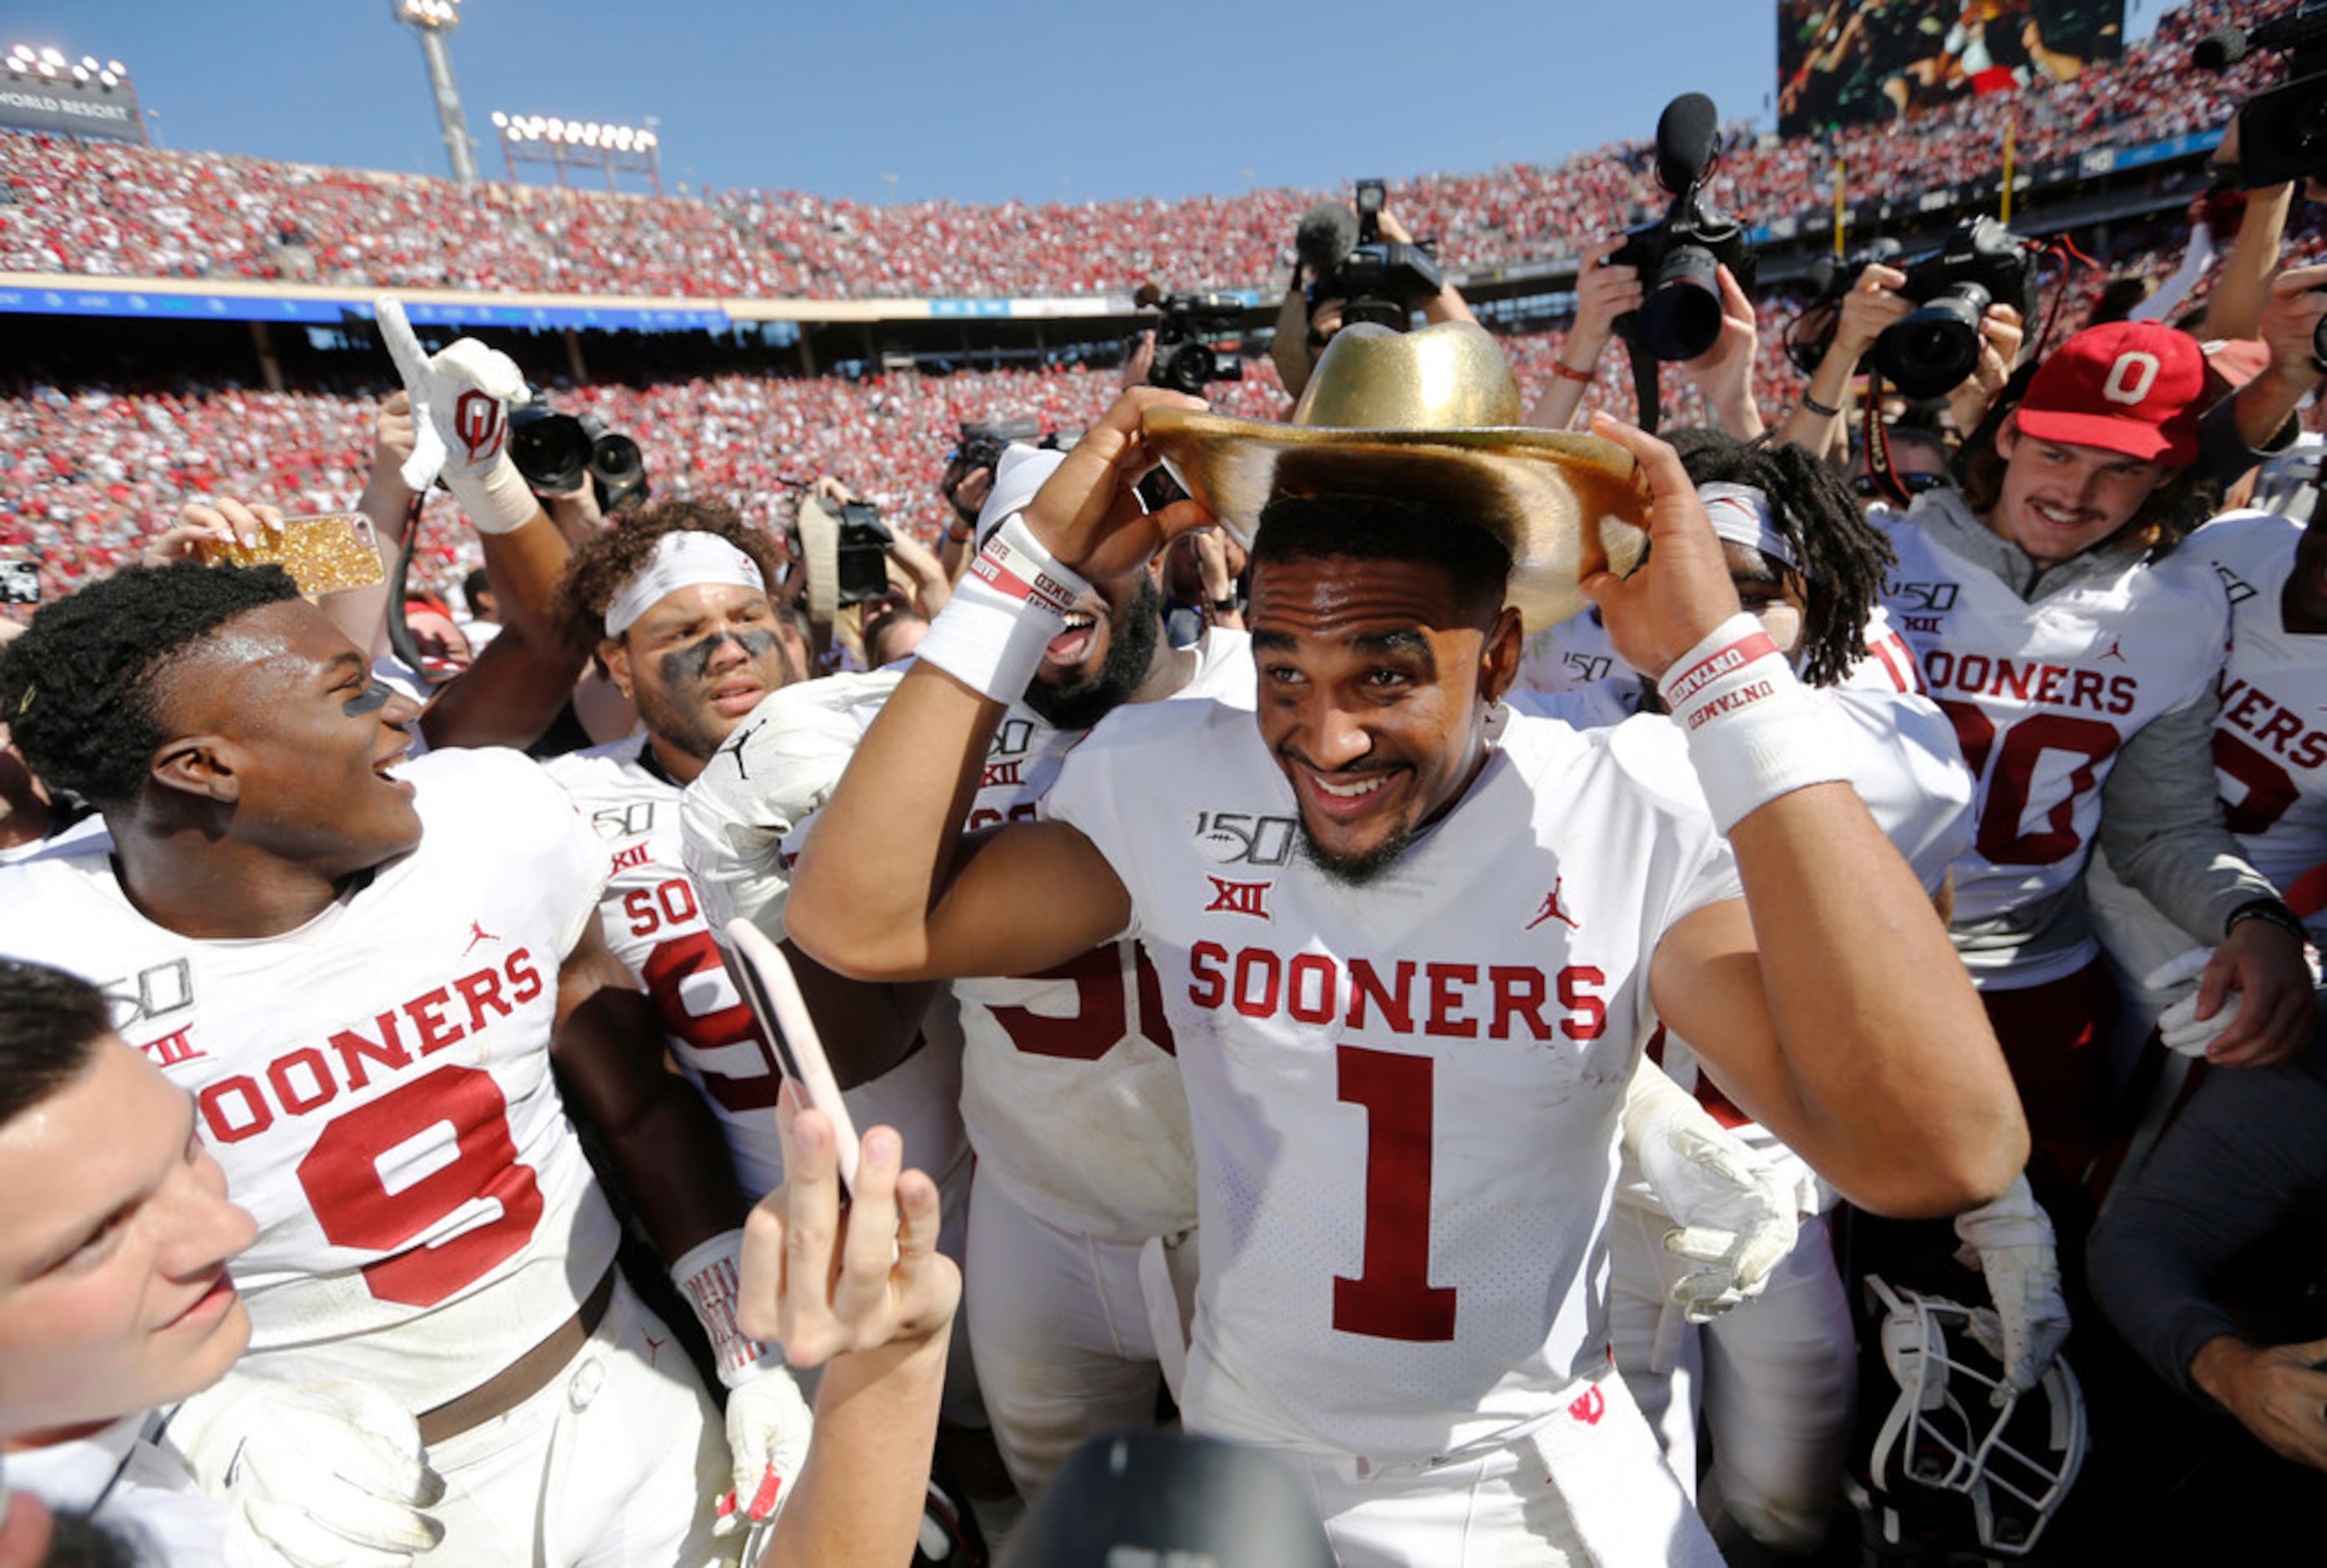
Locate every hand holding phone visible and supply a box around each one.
[722,918,863,1191]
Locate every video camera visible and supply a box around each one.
[1137,286,1247,397]
[1609,94,1756,363]
[1307,180,1446,331]
[1786,218,2037,400]
[2199,2,2327,189]
[508,401,650,513]
[941,417,1044,527]
[833,499,893,607]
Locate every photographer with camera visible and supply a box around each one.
[1270,184,1476,403]
[1777,223,2031,470]
[1526,238,1766,440]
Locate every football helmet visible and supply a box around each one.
[1848,1276,2087,1561]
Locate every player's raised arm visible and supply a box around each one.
[1586,413,2028,1219]
[787,389,1212,984]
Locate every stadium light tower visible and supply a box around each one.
[391,0,479,190]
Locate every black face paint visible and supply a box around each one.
[660,627,780,686]
[342,679,395,717]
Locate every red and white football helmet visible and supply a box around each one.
[1847,1275,2087,1561]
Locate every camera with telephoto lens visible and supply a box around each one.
[1136,287,1247,397]
[835,499,894,607]
[1785,220,2036,400]
[2195,1,2327,367]
[1312,180,1446,331]
[2198,2,2327,190]
[508,402,650,513]
[1608,94,1757,363]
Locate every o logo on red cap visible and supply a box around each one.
[2102,351,2162,407]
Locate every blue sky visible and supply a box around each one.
[7,1,2168,206]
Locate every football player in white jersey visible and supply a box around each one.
[685,445,1254,1498]
[785,324,2026,1566]
[1877,321,2317,1199]
[537,501,833,1545]
[0,562,771,1565]
[1545,434,1980,1562]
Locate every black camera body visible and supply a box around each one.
[835,498,894,608]
[1874,218,2037,399]
[1785,219,2035,400]
[1315,179,1445,331]
[951,417,1040,478]
[1609,94,1757,363]
[508,402,650,513]
[2201,2,2327,189]
[1146,292,1247,397]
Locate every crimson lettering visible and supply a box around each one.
[267,1049,336,1115]
[195,949,544,1139]
[1919,650,2137,716]
[1189,944,1606,1042]
[1287,953,1337,1023]
[200,1076,274,1143]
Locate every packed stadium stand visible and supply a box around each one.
[0,0,2301,599]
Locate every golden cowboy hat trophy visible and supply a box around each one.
[1143,320,1648,634]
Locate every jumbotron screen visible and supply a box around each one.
[1777,1,2125,139]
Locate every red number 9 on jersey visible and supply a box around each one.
[296,1064,544,1308]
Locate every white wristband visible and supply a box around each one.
[672,1227,772,1388]
[913,513,1091,703]
[446,452,542,537]
[1664,613,1849,833]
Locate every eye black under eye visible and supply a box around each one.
[342,680,394,717]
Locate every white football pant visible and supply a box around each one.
[1608,1201,1857,1552]
[963,1173,1196,1495]
[424,1272,731,1566]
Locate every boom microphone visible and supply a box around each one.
[1655,93,1721,194]
[1295,201,1358,276]
[2193,27,2249,70]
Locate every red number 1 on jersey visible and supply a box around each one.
[1333,1044,1456,1342]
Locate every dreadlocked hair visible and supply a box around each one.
[552,499,786,661]
[0,562,300,810]
[1252,492,1513,625]
[1668,430,1896,689]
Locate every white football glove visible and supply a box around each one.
[716,1363,816,1547]
[375,296,538,535]
[2142,947,2238,1059]
[164,1374,445,1566]
[1623,1058,1798,1325]
[680,667,903,938]
[1952,1175,2071,1401]
[671,1229,816,1540]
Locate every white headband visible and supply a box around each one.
[975,444,1065,549]
[1697,483,1799,575]
[605,531,768,637]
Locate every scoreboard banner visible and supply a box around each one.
[1778,1,2125,140]
[0,73,144,144]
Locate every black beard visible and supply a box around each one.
[1022,575,1162,732]
[1298,820,1414,887]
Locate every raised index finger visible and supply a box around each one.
[373,297,430,392]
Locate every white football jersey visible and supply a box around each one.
[2175,510,2327,936]
[544,738,789,1193]
[1639,612,1974,1155]
[678,668,966,1199]
[1882,516,2226,984]
[1043,701,1740,1460]
[0,749,620,1412]
[954,633,1252,1242]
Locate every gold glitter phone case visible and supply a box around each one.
[198,513,386,596]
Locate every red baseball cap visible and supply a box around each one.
[2013,321,2205,468]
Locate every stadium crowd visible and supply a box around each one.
[13,4,2327,1566]
[0,0,2289,302]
